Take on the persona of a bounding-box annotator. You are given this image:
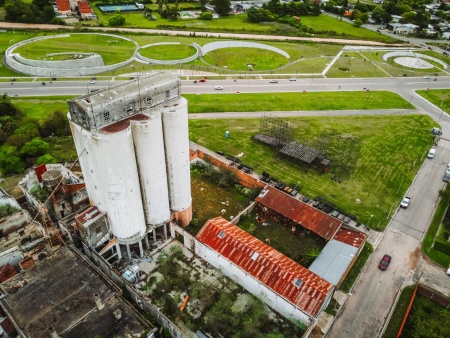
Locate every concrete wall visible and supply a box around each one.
[4,33,137,76]
[201,41,290,59]
[136,42,199,65]
[194,240,313,325]
[13,53,104,69]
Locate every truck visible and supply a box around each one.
[400,196,411,208]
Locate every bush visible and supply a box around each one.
[434,241,450,256]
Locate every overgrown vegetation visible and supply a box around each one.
[145,244,305,337]
[0,203,20,218]
[402,293,450,338]
[382,285,415,338]
[339,242,373,293]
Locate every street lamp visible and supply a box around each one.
[367,214,373,228]
[294,181,300,190]
[438,99,445,123]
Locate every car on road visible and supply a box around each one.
[379,254,392,271]
[269,79,278,83]
[427,46,433,50]
[423,75,431,79]
[289,77,297,81]
[420,43,427,47]
[89,80,96,84]
[443,52,449,56]
[400,196,411,208]
[199,78,206,82]
[214,86,223,90]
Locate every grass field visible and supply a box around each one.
[138,43,196,60]
[185,91,414,113]
[416,89,450,118]
[382,285,415,338]
[339,242,373,292]
[189,114,435,229]
[326,51,389,78]
[14,34,136,65]
[11,96,73,122]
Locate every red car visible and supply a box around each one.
[379,254,392,271]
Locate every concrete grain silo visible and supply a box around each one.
[67,72,192,258]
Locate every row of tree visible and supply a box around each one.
[4,0,64,24]
[0,95,70,175]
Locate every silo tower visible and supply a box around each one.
[67,72,192,258]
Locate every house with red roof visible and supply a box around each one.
[195,217,334,325]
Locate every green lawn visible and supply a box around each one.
[13,33,136,65]
[339,243,373,292]
[185,91,414,113]
[11,96,73,122]
[326,51,389,78]
[382,285,415,338]
[416,89,450,120]
[138,43,196,60]
[189,114,435,229]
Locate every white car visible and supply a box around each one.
[289,77,297,81]
[269,79,278,83]
[214,86,223,90]
[89,80,96,84]
[400,196,411,208]
[423,75,431,79]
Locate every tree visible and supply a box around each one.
[40,111,70,137]
[36,154,57,166]
[20,137,49,157]
[353,19,363,27]
[199,11,213,20]
[108,14,126,27]
[199,0,207,9]
[0,147,25,175]
[301,248,321,265]
[211,0,231,16]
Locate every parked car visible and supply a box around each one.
[400,196,411,208]
[214,86,223,90]
[379,254,392,271]
[289,77,297,81]
[269,79,278,83]
[443,52,449,56]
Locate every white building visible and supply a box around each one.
[195,217,334,326]
[67,72,192,258]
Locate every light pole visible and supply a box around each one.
[367,214,373,228]
[438,99,445,123]
[294,181,300,190]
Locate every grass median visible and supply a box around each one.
[185,91,414,113]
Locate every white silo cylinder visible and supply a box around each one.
[161,97,192,212]
[69,118,103,208]
[132,113,171,225]
[93,126,146,243]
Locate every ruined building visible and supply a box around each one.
[67,72,192,258]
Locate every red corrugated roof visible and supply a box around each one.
[255,186,342,240]
[80,8,93,13]
[333,227,366,248]
[196,217,333,317]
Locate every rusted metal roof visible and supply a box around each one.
[100,113,149,134]
[196,217,333,317]
[333,227,366,248]
[255,186,342,240]
[75,205,104,226]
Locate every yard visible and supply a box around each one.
[189,114,435,229]
[139,243,305,337]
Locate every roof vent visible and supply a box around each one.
[218,230,225,239]
[293,278,303,288]
[251,252,259,260]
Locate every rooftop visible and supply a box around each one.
[196,217,333,317]
[255,185,342,240]
[0,246,151,338]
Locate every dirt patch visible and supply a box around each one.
[408,246,422,270]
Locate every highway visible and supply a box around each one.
[2,75,450,338]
